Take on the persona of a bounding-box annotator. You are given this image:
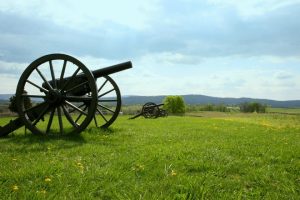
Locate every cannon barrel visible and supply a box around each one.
[92,61,132,79]
[44,61,132,95]
[66,61,132,80]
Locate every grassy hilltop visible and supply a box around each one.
[0,113,299,199]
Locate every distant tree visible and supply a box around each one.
[8,95,18,113]
[163,96,186,114]
[239,102,266,113]
[203,104,214,111]
[8,91,32,113]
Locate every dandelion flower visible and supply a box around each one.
[12,185,19,191]
[171,170,177,176]
[132,164,144,172]
[44,177,51,183]
[37,189,47,194]
[76,162,85,173]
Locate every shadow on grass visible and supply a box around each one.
[85,126,121,135]
[0,126,122,153]
[0,132,85,153]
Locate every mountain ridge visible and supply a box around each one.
[121,94,300,108]
[1,94,299,108]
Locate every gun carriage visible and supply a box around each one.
[0,53,132,136]
[129,102,168,119]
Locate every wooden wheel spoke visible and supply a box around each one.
[93,115,98,127]
[62,104,79,128]
[98,88,115,98]
[24,102,47,113]
[69,104,85,113]
[98,99,117,102]
[46,107,55,134]
[98,103,115,113]
[65,81,89,94]
[75,106,88,123]
[65,100,88,116]
[32,104,49,126]
[64,96,92,102]
[60,60,67,85]
[36,68,53,90]
[22,94,46,99]
[61,68,81,91]
[57,106,63,134]
[96,107,108,122]
[26,80,49,94]
[49,60,56,88]
[98,79,108,93]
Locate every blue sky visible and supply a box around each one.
[0,0,299,100]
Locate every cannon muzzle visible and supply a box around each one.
[92,61,132,79]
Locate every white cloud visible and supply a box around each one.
[0,0,300,100]
[274,71,293,80]
[0,0,159,30]
[0,60,27,77]
[208,0,300,17]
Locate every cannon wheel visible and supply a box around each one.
[142,102,159,118]
[16,54,98,135]
[94,76,121,128]
[72,76,121,128]
[159,109,168,117]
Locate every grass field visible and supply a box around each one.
[267,107,300,114]
[0,113,299,199]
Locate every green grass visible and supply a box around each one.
[267,107,300,114]
[0,113,299,199]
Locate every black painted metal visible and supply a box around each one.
[129,102,167,119]
[16,54,98,135]
[0,53,132,136]
[0,118,24,137]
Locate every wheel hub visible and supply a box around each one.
[46,89,64,105]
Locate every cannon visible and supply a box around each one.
[0,53,132,136]
[129,102,168,119]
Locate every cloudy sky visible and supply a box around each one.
[0,0,299,100]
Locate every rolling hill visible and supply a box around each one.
[121,94,300,108]
[1,94,300,108]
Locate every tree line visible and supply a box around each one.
[6,94,267,115]
[162,96,267,114]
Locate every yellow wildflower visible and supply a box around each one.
[44,177,51,183]
[78,165,84,170]
[132,164,144,172]
[76,162,85,173]
[171,170,177,176]
[12,158,17,161]
[36,189,47,194]
[12,185,19,191]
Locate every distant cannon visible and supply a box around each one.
[129,102,168,119]
[0,53,132,136]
